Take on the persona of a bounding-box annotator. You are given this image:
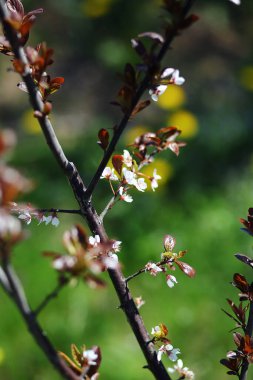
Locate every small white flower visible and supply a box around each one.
[51,216,60,227]
[18,212,32,225]
[166,274,178,288]
[123,150,133,167]
[149,85,167,102]
[168,359,195,379]
[112,240,122,252]
[53,256,77,270]
[119,187,133,203]
[89,235,100,247]
[122,168,136,186]
[151,169,162,191]
[145,262,163,276]
[134,296,145,309]
[101,167,118,181]
[83,349,98,366]
[158,344,181,362]
[42,215,52,225]
[135,177,147,192]
[171,69,185,85]
[149,68,185,102]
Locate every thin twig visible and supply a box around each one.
[37,208,82,215]
[99,195,118,221]
[34,276,69,316]
[1,254,79,380]
[126,268,146,283]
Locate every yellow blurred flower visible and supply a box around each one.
[0,347,5,365]
[81,0,113,18]
[240,66,253,91]
[141,158,173,191]
[21,109,41,135]
[168,110,198,139]
[124,125,148,145]
[158,85,186,110]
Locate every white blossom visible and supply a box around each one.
[168,359,195,379]
[119,186,133,203]
[83,349,98,366]
[145,262,163,276]
[149,68,185,102]
[166,274,178,288]
[158,344,181,362]
[18,212,32,225]
[151,169,162,191]
[89,235,101,247]
[112,240,122,252]
[101,167,118,181]
[135,177,147,192]
[123,150,133,167]
[51,216,60,227]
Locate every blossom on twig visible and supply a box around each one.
[157,344,181,362]
[149,68,185,102]
[168,359,195,379]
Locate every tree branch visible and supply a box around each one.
[0,1,196,379]
[1,254,80,380]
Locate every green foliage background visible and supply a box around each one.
[1,0,253,379]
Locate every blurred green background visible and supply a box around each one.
[1,0,253,379]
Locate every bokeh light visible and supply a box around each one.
[141,158,173,190]
[157,85,186,110]
[168,110,199,139]
[239,65,253,91]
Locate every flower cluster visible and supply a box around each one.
[45,225,121,288]
[144,234,195,288]
[101,149,162,202]
[59,344,101,379]
[10,203,60,227]
[168,359,195,379]
[151,324,181,363]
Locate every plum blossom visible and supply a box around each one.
[166,274,178,288]
[157,344,181,362]
[83,349,98,366]
[123,150,133,167]
[145,262,163,276]
[150,169,162,191]
[111,240,122,252]
[119,186,133,203]
[122,168,147,192]
[18,211,32,225]
[149,68,185,101]
[168,359,195,379]
[39,214,60,227]
[101,167,118,181]
[134,296,145,309]
[89,234,100,247]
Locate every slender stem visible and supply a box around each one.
[37,208,82,215]
[239,300,253,380]
[0,265,12,295]
[126,268,146,283]
[99,195,118,221]
[1,254,79,380]
[34,276,69,316]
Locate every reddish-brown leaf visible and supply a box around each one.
[97,129,109,151]
[175,260,196,278]
[112,155,123,175]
